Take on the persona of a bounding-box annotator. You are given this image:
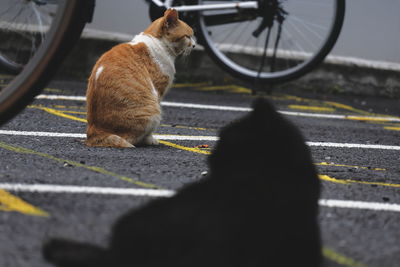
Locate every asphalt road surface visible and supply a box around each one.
[0,80,400,267]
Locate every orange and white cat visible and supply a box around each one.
[86,9,195,148]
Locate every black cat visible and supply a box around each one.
[43,98,321,267]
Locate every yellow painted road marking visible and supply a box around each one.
[27,103,399,187]
[277,94,399,119]
[44,88,65,93]
[273,94,315,103]
[0,189,48,216]
[319,174,350,185]
[50,105,86,110]
[316,162,385,171]
[319,174,400,188]
[198,85,252,94]
[173,82,210,88]
[324,101,374,116]
[61,110,86,115]
[347,116,396,122]
[288,105,335,112]
[29,106,212,157]
[323,247,368,267]
[0,141,160,189]
[159,140,211,155]
[31,105,211,132]
[385,126,400,131]
[30,106,87,123]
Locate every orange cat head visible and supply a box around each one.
[144,9,195,56]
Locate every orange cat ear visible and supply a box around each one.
[164,8,179,28]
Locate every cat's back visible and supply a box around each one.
[93,42,151,72]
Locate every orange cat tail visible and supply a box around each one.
[86,126,134,148]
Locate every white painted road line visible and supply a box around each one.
[162,101,251,112]
[36,95,86,101]
[1,182,400,212]
[0,130,218,141]
[35,94,400,122]
[0,183,175,198]
[0,130,85,138]
[1,130,400,150]
[318,199,400,213]
[306,141,400,151]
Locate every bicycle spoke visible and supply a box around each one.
[214,22,241,50]
[197,0,344,82]
[0,0,56,72]
[287,19,318,51]
[290,16,330,32]
[31,2,45,42]
[227,21,253,53]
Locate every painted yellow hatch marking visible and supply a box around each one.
[173,82,210,88]
[288,105,335,112]
[384,126,400,131]
[0,189,48,216]
[346,116,395,122]
[316,162,385,171]
[31,105,212,132]
[0,141,160,189]
[319,174,400,188]
[323,247,368,267]
[159,140,211,155]
[26,103,398,188]
[30,105,87,123]
[198,85,252,94]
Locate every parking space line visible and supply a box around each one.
[1,182,400,213]
[288,105,336,112]
[0,141,160,189]
[2,131,397,188]
[197,84,252,94]
[36,95,86,101]
[0,130,398,149]
[35,94,400,122]
[323,247,367,267]
[2,130,399,150]
[385,126,400,131]
[159,140,211,155]
[319,174,400,188]
[307,141,400,150]
[316,162,385,171]
[0,130,218,141]
[30,106,87,123]
[0,183,174,198]
[31,105,212,131]
[0,189,48,217]
[319,199,400,212]
[0,130,85,138]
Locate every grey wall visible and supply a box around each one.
[86,0,400,63]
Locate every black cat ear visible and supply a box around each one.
[164,8,179,29]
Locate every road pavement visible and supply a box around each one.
[0,80,400,267]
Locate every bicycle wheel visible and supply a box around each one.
[196,0,345,84]
[0,0,95,125]
[0,0,59,74]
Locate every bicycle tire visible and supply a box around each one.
[0,0,95,125]
[0,0,58,74]
[196,0,345,84]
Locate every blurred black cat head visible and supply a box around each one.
[208,98,318,187]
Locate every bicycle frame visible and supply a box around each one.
[151,0,258,12]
